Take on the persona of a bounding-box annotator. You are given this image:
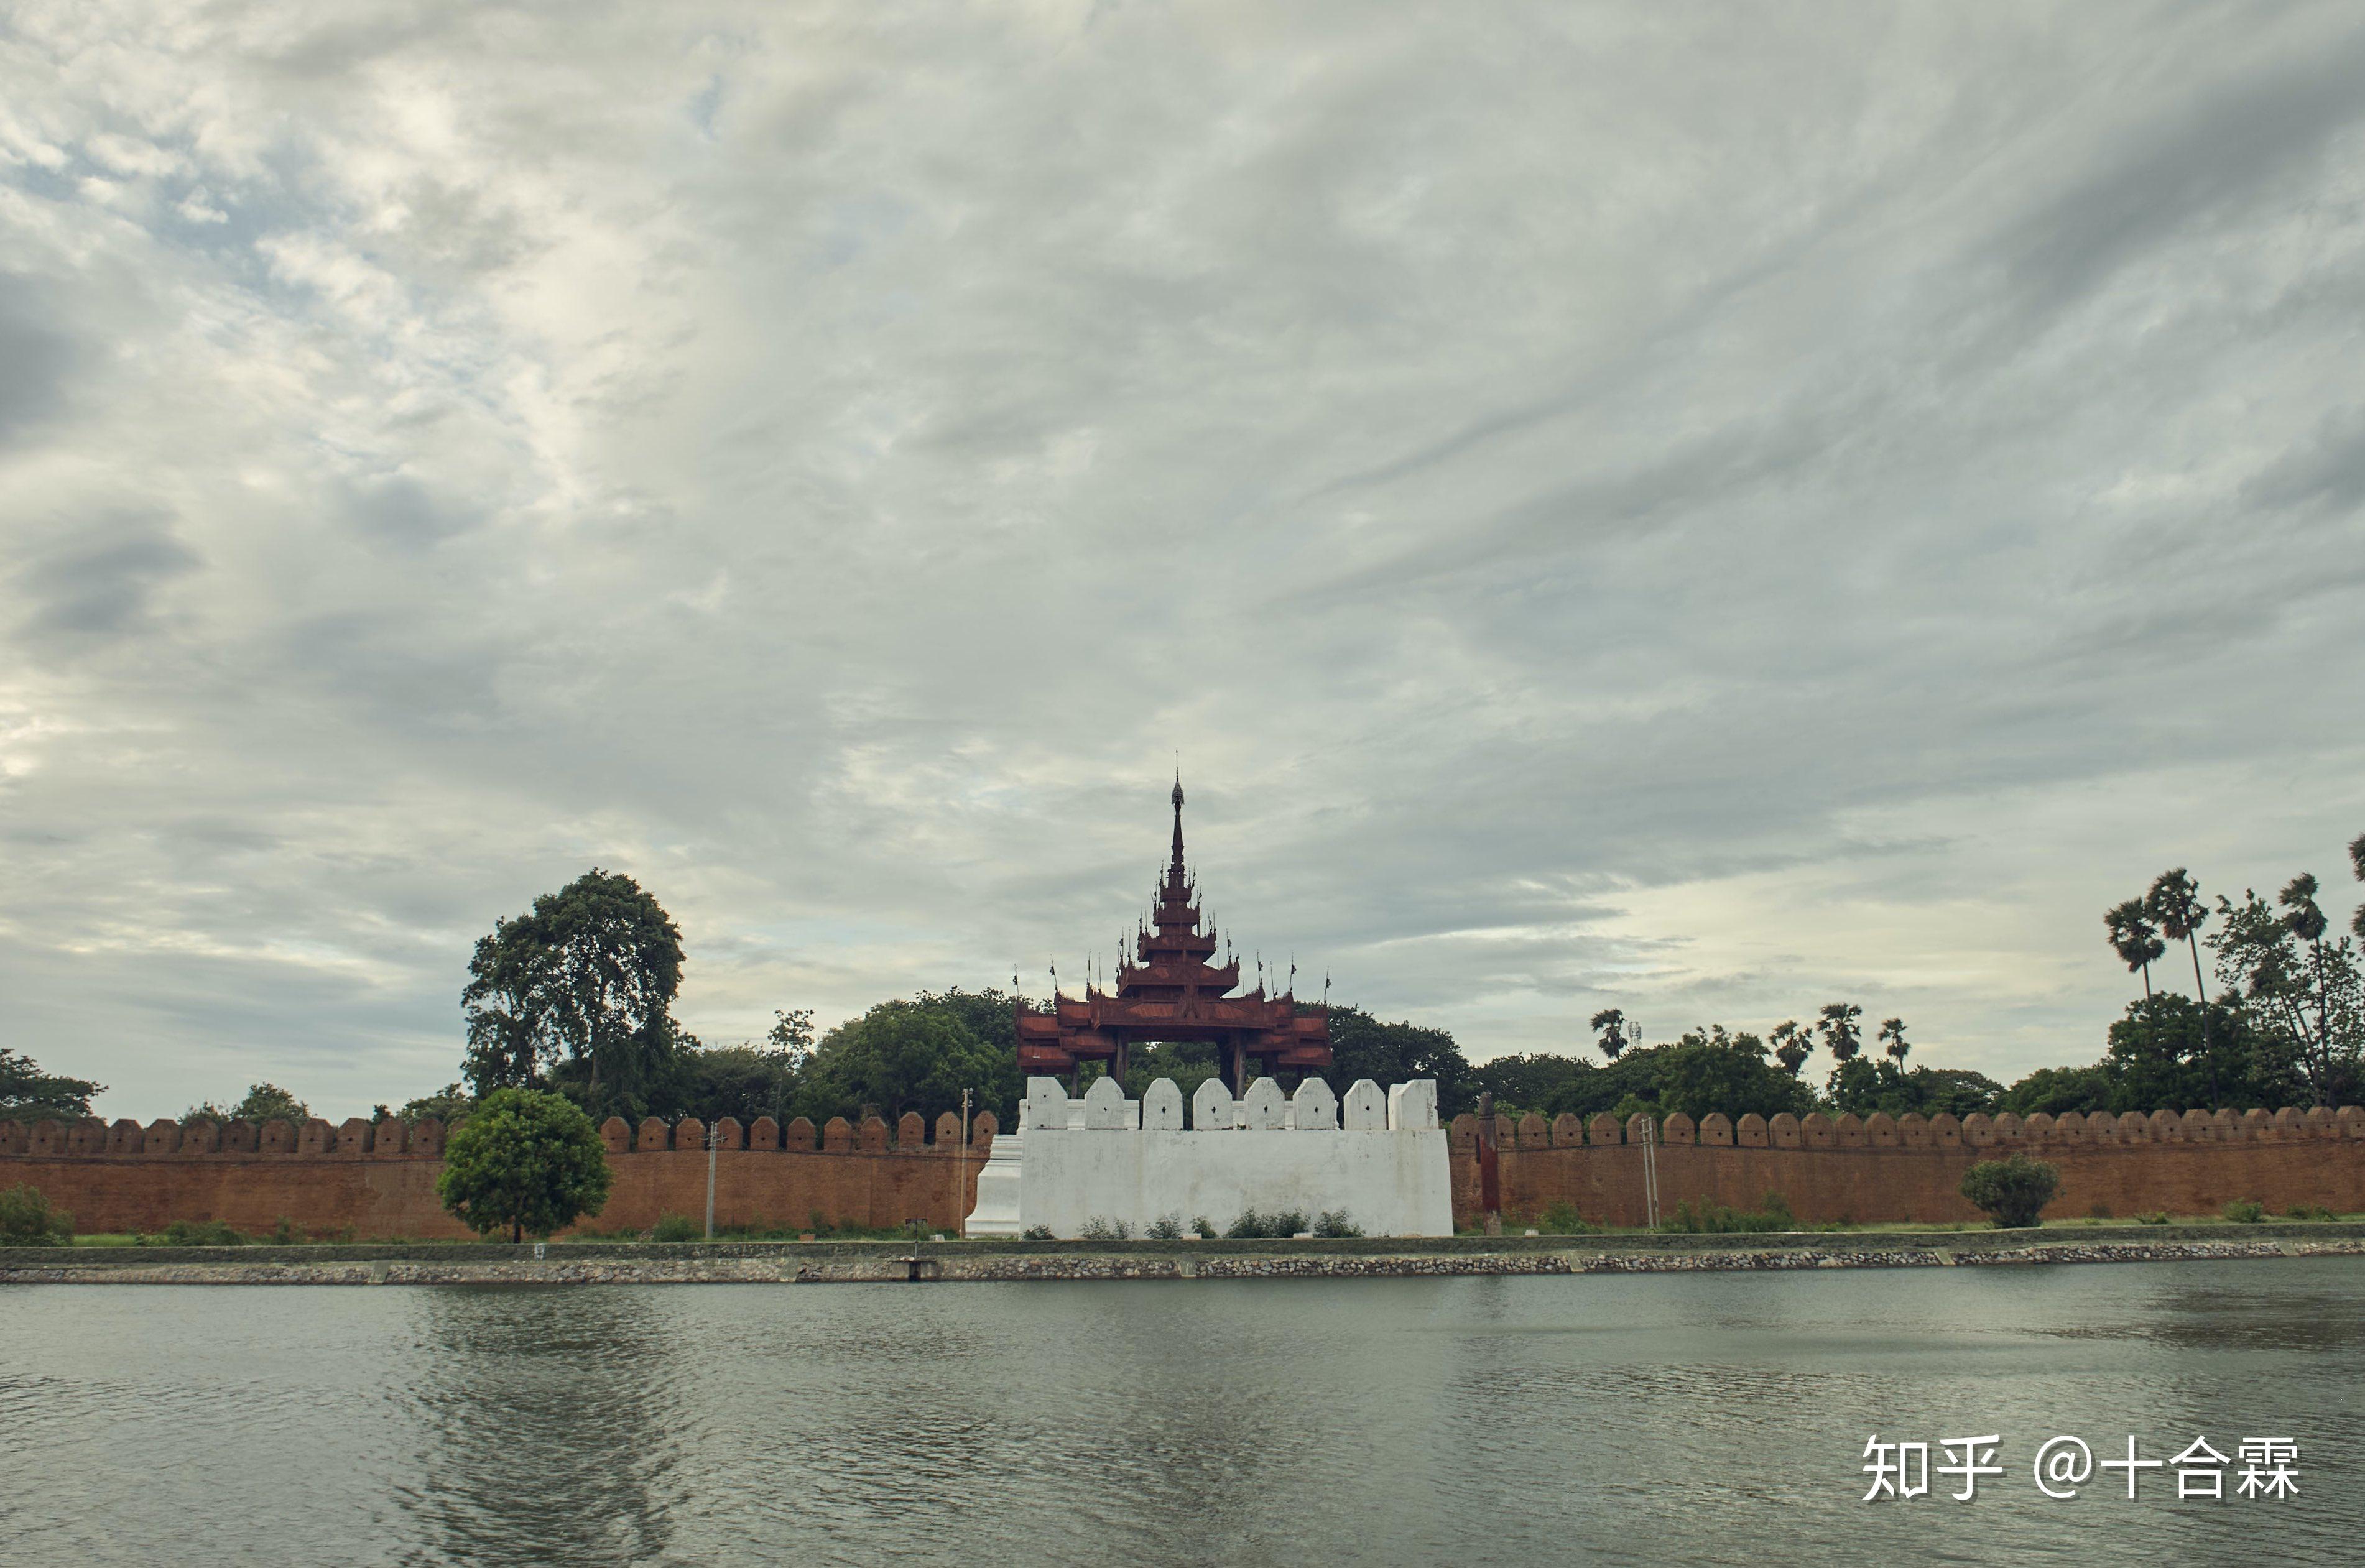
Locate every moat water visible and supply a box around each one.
[4,1258,2361,1565]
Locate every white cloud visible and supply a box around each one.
[1,1,2362,1118]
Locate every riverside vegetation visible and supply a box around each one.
[12,834,2362,1247]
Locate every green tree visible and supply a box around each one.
[1877,1017,1909,1064]
[1997,1064,2116,1117]
[1318,1005,1476,1117]
[1817,1002,1863,1063]
[2144,868,2218,1104]
[398,1084,475,1125]
[2102,993,2295,1114]
[800,995,1020,1132]
[2351,832,2365,940]
[1769,1020,1810,1077]
[2105,898,2165,999]
[436,1087,613,1243]
[2213,881,2363,1108]
[0,1183,74,1245]
[672,1043,804,1127]
[185,1082,310,1126]
[1652,1027,1814,1122]
[0,1047,104,1122]
[1826,1059,2002,1118]
[1587,1008,1628,1061]
[1960,1155,2059,1228]
[461,869,686,1121]
[1469,1052,1593,1114]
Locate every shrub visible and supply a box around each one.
[0,1183,73,1246]
[1079,1215,1134,1240]
[1658,1192,1793,1235]
[266,1216,308,1246]
[161,1219,246,1247]
[652,1212,703,1242]
[2285,1204,2336,1221]
[1021,1224,1055,1240]
[1225,1207,1310,1239]
[2087,1203,2113,1220]
[2135,1211,2170,1225]
[436,1087,613,1243]
[1192,1215,1217,1239]
[1145,1213,1185,1240]
[1960,1156,2060,1229]
[1312,1209,1363,1238]
[2221,1199,2267,1225]
[1535,1201,1599,1235]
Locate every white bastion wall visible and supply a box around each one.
[968,1074,1453,1239]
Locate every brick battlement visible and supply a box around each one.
[0,1109,999,1240]
[4,1101,2361,1239]
[0,1108,1001,1161]
[1448,1104,2365,1151]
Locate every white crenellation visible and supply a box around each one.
[1388,1080,1438,1132]
[1290,1079,1338,1130]
[978,1076,1454,1239]
[1142,1077,1185,1132]
[1025,1077,1068,1130]
[1192,1078,1235,1132]
[1083,1074,1129,1129]
[1242,1077,1287,1130]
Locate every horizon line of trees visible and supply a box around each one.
[11,833,2358,1134]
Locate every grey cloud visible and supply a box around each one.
[343,474,483,550]
[0,278,78,447]
[11,509,200,642]
[1999,19,2365,315]
[1,2,2363,1117]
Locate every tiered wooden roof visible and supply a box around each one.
[1014,778,1331,1088]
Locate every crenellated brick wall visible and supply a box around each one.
[1450,1105,2365,1227]
[0,1110,998,1238]
[7,1101,2363,1238]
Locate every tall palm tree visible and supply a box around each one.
[1877,1017,1909,1064]
[2104,898,2164,998]
[2145,867,2218,1106]
[2144,870,2212,1003]
[1817,1002,1863,1063]
[1588,1007,1627,1062]
[1769,1019,1810,1077]
[2349,832,2365,940]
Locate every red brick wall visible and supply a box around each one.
[0,1112,996,1238]
[7,1104,2362,1238]
[1450,1105,2365,1227]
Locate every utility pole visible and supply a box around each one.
[705,1118,720,1241]
[1640,1114,1660,1230]
[956,1087,972,1239]
[1477,1089,1501,1237]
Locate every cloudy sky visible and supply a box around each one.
[4,3,2363,1120]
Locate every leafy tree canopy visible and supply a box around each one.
[184,1082,310,1127]
[436,1087,612,1243]
[1961,1155,2058,1229]
[399,1083,476,1125]
[799,994,1022,1131]
[0,1046,104,1122]
[1315,1005,1476,1117]
[1826,1059,2002,1120]
[461,869,685,1122]
[2211,885,2362,1108]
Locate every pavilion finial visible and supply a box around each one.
[1168,770,1187,882]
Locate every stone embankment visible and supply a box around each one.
[6,1227,2362,1285]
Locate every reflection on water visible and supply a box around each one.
[3,1258,2361,1566]
[404,1291,680,1563]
